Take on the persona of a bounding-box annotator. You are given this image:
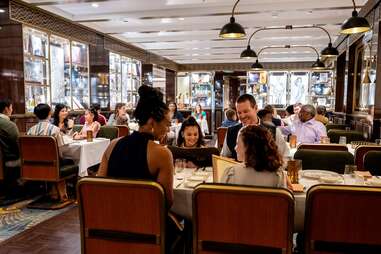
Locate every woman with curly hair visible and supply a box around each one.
[221,125,288,188]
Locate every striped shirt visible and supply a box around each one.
[27,120,61,136]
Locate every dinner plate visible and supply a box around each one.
[188,175,206,181]
[193,172,210,177]
[319,176,343,184]
[184,181,202,188]
[301,170,340,180]
[365,178,381,186]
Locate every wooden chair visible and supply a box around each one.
[216,127,228,150]
[77,178,166,254]
[19,135,78,206]
[193,184,294,254]
[364,151,381,176]
[211,155,239,183]
[294,149,354,174]
[297,143,348,152]
[305,184,381,254]
[354,145,381,170]
[167,146,219,168]
[115,125,129,137]
[327,129,365,143]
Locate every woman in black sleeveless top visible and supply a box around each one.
[98,85,174,205]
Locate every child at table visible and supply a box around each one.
[73,107,100,140]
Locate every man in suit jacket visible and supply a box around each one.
[221,94,289,161]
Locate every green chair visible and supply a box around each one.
[364,151,381,176]
[294,149,354,174]
[72,124,82,133]
[97,126,119,140]
[327,129,365,143]
[326,123,347,132]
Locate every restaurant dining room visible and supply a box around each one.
[1,0,381,253]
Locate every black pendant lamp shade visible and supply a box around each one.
[311,58,326,70]
[240,45,257,59]
[251,59,264,70]
[321,43,339,57]
[341,10,370,34]
[220,16,246,39]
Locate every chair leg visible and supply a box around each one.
[55,180,68,202]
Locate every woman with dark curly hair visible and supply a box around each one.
[177,116,205,148]
[221,125,287,188]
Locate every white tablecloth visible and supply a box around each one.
[61,138,110,177]
[171,168,374,233]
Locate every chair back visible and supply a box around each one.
[193,184,294,254]
[294,149,354,174]
[364,151,381,176]
[327,129,365,143]
[0,146,4,180]
[167,146,219,167]
[354,145,381,170]
[115,125,129,137]
[297,143,348,152]
[97,126,119,140]
[73,124,83,133]
[326,123,347,132]
[78,178,166,254]
[216,127,228,149]
[19,135,60,181]
[211,155,239,182]
[305,185,381,254]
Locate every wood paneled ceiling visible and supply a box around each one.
[22,0,367,64]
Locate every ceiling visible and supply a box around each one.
[22,0,368,64]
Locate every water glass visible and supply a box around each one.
[375,139,381,145]
[344,164,357,176]
[174,159,185,174]
[339,136,347,144]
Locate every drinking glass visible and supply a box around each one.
[175,159,185,174]
[375,139,381,145]
[345,127,351,131]
[289,135,297,148]
[344,164,357,176]
[339,136,347,144]
[287,159,302,184]
[86,130,93,142]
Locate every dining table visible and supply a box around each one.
[60,137,110,177]
[171,167,381,232]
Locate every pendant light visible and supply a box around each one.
[341,0,370,34]
[219,0,246,39]
[311,58,326,70]
[241,45,257,59]
[251,59,264,70]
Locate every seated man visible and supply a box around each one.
[281,104,327,144]
[221,94,289,161]
[221,108,238,128]
[264,105,282,126]
[257,109,274,126]
[27,104,65,153]
[0,98,20,167]
[315,105,329,125]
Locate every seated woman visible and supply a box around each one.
[107,103,129,126]
[221,125,288,188]
[98,85,174,205]
[73,107,100,139]
[168,102,184,124]
[177,116,205,148]
[52,103,74,134]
